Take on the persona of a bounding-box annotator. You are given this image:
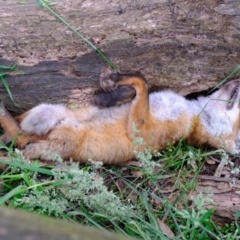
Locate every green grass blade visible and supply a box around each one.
[209,65,240,93]
[0,76,15,102]
[142,191,160,230]
[0,159,54,175]
[38,0,120,73]
[9,64,17,71]
[0,64,16,70]
[0,185,27,205]
[0,173,23,180]
[0,64,20,105]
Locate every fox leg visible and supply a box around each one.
[0,133,12,146]
[0,102,32,147]
[22,140,75,161]
[100,73,153,145]
[0,102,45,148]
[0,102,78,161]
[0,102,26,147]
[22,126,78,161]
[0,102,22,142]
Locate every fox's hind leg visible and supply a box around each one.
[0,102,45,148]
[22,126,78,161]
[100,73,155,148]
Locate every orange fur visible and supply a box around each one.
[0,73,240,163]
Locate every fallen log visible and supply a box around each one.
[0,0,239,113]
[0,207,136,240]
[169,175,240,225]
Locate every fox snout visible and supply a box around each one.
[211,79,240,110]
[226,80,240,110]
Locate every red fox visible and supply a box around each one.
[0,73,239,164]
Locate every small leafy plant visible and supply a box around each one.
[0,64,17,103]
[0,140,239,239]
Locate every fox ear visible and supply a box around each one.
[226,81,240,110]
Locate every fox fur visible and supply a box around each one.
[0,73,240,164]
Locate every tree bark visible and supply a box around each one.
[0,0,239,113]
[171,175,240,225]
[0,207,136,240]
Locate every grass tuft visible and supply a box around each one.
[0,64,18,104]
[0,141,239,239]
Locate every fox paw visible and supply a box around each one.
[22,141,68,161]
[100,72,145,92]
[94,85,135,107]
[22,142,59,161]
[21,143,42,160]
[100,73,120,92]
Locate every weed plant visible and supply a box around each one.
[0,140,239,240]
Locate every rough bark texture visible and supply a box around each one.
[173,176,240,225]
[0,0,240,113]
[0,207,136,240]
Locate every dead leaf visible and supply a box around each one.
[158,219,175,238]
[131,170,144,178]
[125,161,141,167]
